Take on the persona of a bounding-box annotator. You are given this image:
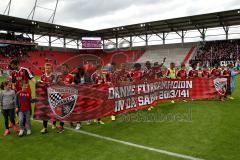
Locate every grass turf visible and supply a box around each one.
[0,76,239,160]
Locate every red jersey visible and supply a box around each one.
[104,72,112,83]
[223,69,231,76]
[112,70,130,84]
[17,90,32,112]
[177,69,187,79]
[188,70,199,78]
[211,68,222,77]
[60,74,74,85]
[130,70,143,81]
[9,67,33,91]
[91,72,105,84]
[201,70,210,78]
[143,68,155,80]
[41,74,56,84]
[152,66,161,78]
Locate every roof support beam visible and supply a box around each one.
[65,39,76,45]
[63,37,66,48]
[116,35,118,50]
[34,34,48,41]
[49,36,51,47]
[51,37,61,43]
[176,30,187,44]
[32,33,35,43]
[102,38,105,50]
[223,26,229,40]
[162,32,169,45]
[195,26,207,41]
[25,33,32,40]
[130,35,133,49]
[148,29,164,39]
[124,28,146,41]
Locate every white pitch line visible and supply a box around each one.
[34,120,204,160]
[65,127,204,160]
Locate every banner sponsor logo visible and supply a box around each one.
[48,86,78,119]
[213,78,227,95]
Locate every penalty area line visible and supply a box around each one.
[65,126,205,160]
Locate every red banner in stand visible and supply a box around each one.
[34,77,231,122]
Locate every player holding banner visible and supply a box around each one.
[91,65,105,125]
[188,63,199,78]
[211,64,222,78]
[40,63,58,134]
[129,63,143,82]
[112,63,131,85]
[53,63,75,133]
[177,63,187,79]
[201,65,211,78]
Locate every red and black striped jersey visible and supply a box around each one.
[8,67,33,91]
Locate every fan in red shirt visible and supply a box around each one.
[58,64,74,85]
[188,63,199,78]
[143,61,154,80]
[201,66,211,78]
[112,63,131,84]
[16,83,32,112]
[223,64,231,76]
[8,59,36,92]
[16,82,34,137]
[211,64,222,77]
[152,62,161,79]
[130,63,143,82]
[177,64,187,79]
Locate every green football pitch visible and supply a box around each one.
[0,76,240,160]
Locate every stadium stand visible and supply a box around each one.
[136,43,196,67]
[190,39,240,66]
[0,49,144,75]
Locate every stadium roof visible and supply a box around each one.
[0,9,240,40]
[94,9,240,39]
[0,14,90,39]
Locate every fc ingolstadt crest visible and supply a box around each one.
[47,86,78,119]
[213,78,227,96]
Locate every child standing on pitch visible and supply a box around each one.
[16,81,34,137]
[0,81,18,136]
